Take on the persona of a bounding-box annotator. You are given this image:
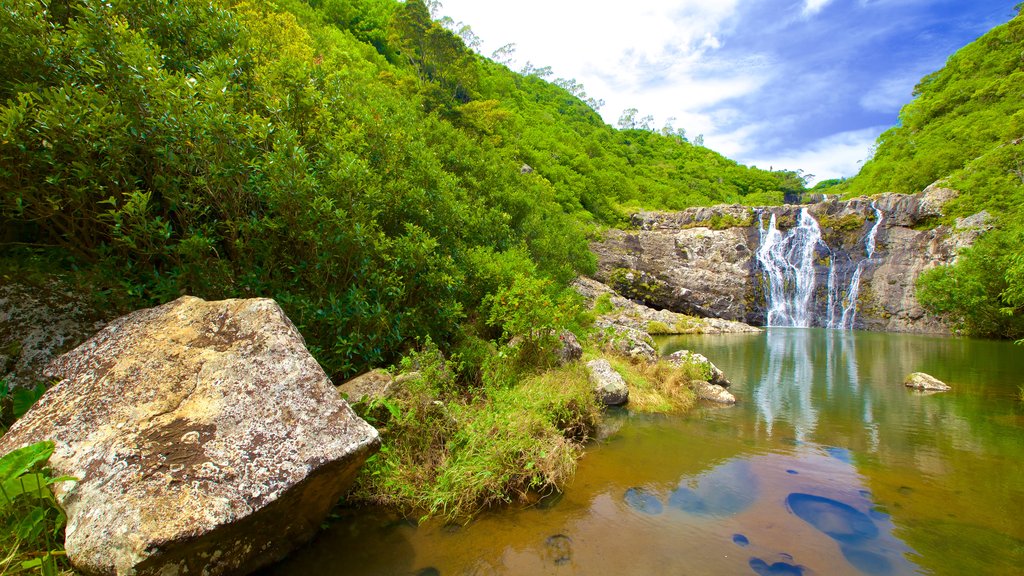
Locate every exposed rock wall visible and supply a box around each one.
[592,187,987,333]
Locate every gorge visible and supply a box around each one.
[594,186,990,333]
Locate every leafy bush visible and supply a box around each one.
[0,441,74,575]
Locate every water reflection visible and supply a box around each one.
[265,331,1024,576]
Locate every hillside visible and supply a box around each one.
[0,0,803,377]
[839,7,1024,337]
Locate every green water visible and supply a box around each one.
[267,329,1024,575]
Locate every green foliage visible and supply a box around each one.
[0,383,48,434]
[0,441,74,575]
[349,360,600,519]
[834,10,1024,338]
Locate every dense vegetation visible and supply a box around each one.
[838,8,1024,337]
[0,0,803,380]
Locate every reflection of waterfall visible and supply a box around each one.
[756,209,825,328]
[757,203,885,329]
[755,329,818,441]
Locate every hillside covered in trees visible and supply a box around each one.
[838,7,1024,338]
[0,0,804,380]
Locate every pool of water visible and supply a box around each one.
[265,329,1024,575]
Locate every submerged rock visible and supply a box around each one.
[0,296,380,576]
[585,359,629,406]
[904,372,951,392]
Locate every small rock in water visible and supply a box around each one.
[749,557,805,576]
[415,568,441,576]
[624,487,664,515]
[786,493,879,545]
[544,534,573,566]
[897,486,914,496]
[903,372,951,392]
[732,533,750,547]
[786,469,799,475]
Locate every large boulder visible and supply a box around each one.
[0,296,380,576]
[904,372,952,392]
[586,359,629,406]
[667,349,731,388]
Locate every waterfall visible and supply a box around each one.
[836,201,883,329]
[757,202,885,330]
[755,208,825,327]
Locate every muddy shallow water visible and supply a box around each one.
[265,329,1024,575]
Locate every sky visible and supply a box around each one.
[436,0,1017,184]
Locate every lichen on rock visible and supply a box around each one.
[0,296,380,576]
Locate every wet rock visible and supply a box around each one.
[667,349,731,387]
[585,359,629,406]
[692,381,737,405]
[338,368,394,403]
[904,372,951,391]
[0,296,380,576]
[544,534,573,566]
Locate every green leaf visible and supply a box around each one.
[0,441,54,484]
[13,384,48,418]
[0,473,54,508]
[13,505,46,540]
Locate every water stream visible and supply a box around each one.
[264,330,1024,576]
[757,204,885,330]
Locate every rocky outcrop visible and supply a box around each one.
[556,330,584,364]
[667,349,731,388]
[0,296,380,576]
[0,281,108,389]
[591,187,985,333]
[593,320,658,363]
[691,381,737,405]
[586,359,629,406]
[573,277,761,335]
[904,372,952,392]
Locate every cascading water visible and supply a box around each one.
[757,203,885,330]
[833,201,883,329]
[755,208,825,327]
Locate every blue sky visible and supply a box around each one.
[437,0,1017,184]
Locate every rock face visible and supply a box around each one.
[0,296,380,576]
[591,187,985,333]
[586,359,629,406]
[904,372,952,392]
[572,276,761,335]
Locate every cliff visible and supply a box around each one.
[591,187,989,333]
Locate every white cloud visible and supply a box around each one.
[802,0,834,17]
[739,127,887,184]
